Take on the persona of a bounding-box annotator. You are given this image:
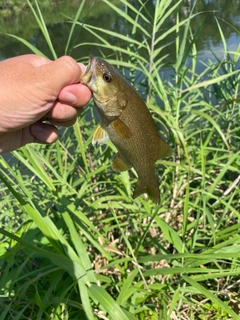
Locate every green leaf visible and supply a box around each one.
[88,283,137,320]
[183,276,239,319]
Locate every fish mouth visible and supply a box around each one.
[81,55,95,85]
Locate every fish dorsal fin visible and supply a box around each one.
[111,119,131,139]
[112,153,131,172]
[158,137,172,159]
[92,125,109,146]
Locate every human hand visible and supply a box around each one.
[0,54,92,153]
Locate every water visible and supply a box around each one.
[0,0,240,63]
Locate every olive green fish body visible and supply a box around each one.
[82,55,171,204]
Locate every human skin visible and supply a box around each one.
[0,54,92,153]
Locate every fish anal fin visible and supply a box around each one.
[112,154,131,172]
[92,125,109,146]
[112,119,131,139]
[158,137,172,159]
[133,179,160,204]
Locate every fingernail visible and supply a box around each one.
[31,123,44,133]
[60,91,76,103]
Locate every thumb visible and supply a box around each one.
[37,56,83,96]
[0,123,59,153]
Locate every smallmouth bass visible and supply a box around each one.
[82,55,172,204]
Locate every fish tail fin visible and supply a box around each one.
[133,179,160,205]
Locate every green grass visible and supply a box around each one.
[0,0,240,319]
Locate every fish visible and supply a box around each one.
[81,55,172,204]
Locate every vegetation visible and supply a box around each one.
[0,0,239,319]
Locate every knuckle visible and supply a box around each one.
[58,56,78,71]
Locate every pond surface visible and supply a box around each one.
[1,0,240,67]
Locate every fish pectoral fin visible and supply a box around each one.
[133,179,160,204]
[158,137,172,159]
[112,154,131,172]
[112,119,131,139]
[92,125,109,146]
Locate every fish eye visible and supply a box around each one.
[103,73,112,82]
